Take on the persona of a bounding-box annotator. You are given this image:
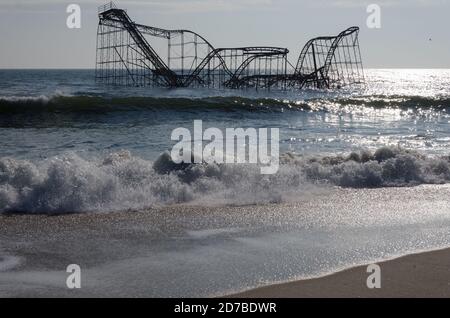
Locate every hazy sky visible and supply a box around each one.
[0,0,449,68]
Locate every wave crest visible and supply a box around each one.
[1,147,450,214]
[1,94,450,114]
[289,147,450,187]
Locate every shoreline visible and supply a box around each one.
[1,185,450,297]
[230,247,450,298]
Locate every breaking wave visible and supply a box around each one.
[1,94,450,114]
[1,147,450,214]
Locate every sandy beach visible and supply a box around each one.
[1,185,450,297]
[231,247,450,298]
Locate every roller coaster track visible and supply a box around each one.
[96,2,364,90]
[223,47,289,89]
[184,47,288,88]
[181,48,233,88]
[99,7,180,87]
[294,26,361,88]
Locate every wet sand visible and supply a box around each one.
[1,185,450,297]
[231,247,450,298]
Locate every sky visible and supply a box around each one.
[0,0,449,68]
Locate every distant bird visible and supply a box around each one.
[429,38,432,41]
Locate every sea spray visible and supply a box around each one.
[1,147,450,214]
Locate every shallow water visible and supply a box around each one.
[0,185,449,297]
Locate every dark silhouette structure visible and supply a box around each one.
[96,2,364,90]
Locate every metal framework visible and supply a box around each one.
[96,2,364,90]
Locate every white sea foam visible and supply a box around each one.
[0,147,449,214]
[0,91,71,104]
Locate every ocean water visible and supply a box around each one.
[1,69,450,297]
[1,69,450,213]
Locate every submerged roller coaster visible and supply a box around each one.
[96,2,364,90]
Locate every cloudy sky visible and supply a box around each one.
[0,0,449,68]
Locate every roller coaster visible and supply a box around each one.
[96,2,364,90]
